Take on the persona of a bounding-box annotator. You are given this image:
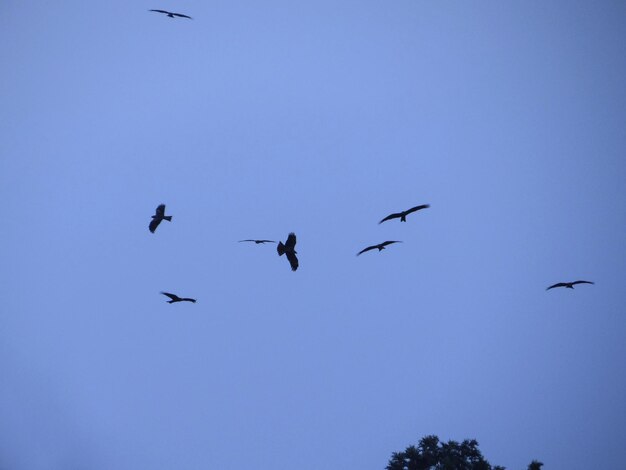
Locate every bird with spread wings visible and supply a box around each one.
[277,233,298,271]
[149,9,192,19]
[161,292,196,303]
[149,204,172,233]
[379,204,430,224]
[239,239,276,244]
[546,280,594,291]
[357,241,402,256]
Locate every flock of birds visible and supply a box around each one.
[148,202,594,304]
[146,9,595,302]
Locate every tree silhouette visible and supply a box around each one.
[386,435,541,470]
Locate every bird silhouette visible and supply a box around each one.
[546,280,594,291]
[379,204,430,224]
[357,241,402,256]
[238,239,276,244]
[149,9,192,19]
[161,292,196,303]
[277,233,298,271]
[149,204,172,233]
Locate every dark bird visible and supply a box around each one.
[149,9,192,19]
[379,204,430,224]
[161,292,196,303]
[357,240,402,256]
[546,280,594,291]
[239,239,276,244]
[277,232,298,271]
[149,204,172,233]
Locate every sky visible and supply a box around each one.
[1,1,625,469]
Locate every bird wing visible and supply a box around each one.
[381,240,402,247]
[256,240,276,244]
[546,283,567,290]
[285,232,297,250]
[238,240,255,242]
[150,9,170,14]
[404,204,430,215]
[161,292,180,301]
[357,245,376,256]
[378,212,402,224]
[572,280,594,286]
[155,204,165,217]
[149,218,162,233]
[181,298,197,303]
[286,251,299,271]
[173,12,193,19]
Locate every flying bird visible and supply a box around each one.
[546,280,594,291]
[277,232,298,271]
[239,239,276,244]
[149,204,172,233]
[379,204,430,224]
[357,240,402,256]
[161,292,196,303]
[149,9,192,19]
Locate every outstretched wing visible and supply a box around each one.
[286,251,299,271]
[285,232,297,250]
[150,9,170,14]
[155,204,166,217]
[381,240,402,247]
[546,283,567,290]
[161,292,180,301]
[180,298,197,303]
[357,245,377,256]
[238,239,276,244]
[404,204,430,215]
[173,12,193,19]
[572,280,594,286]
[379,212,402,224]
[149,218,162,233]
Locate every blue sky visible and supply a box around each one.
[1,1,625,469]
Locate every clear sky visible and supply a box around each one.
[1,1,625,469]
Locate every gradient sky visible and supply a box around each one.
[1,1,625,469]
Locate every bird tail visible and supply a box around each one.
[277,242,285,256]
[164,216,172,222]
